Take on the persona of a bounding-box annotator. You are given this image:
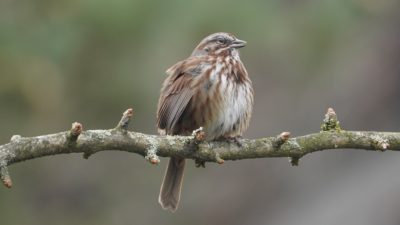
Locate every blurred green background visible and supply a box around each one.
[1,0,400,224]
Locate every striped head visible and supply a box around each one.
[191,32,246,57]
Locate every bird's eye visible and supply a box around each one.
[217,39,225,44]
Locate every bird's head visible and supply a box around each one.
[191,32,246,57]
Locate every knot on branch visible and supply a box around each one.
[273,132,291,149]
[68,122,82,142]
[145,137,160,165]
[197,152,225,166]
[10,135,22,143]
[83,151,92,160]
[289,157,300,166]
[321,107,341,132]
[214,152,224,164]
[69,122,84,157]
[371,135,390,151]
[195,159,206,168]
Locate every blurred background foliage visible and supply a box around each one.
[1,0,400,224]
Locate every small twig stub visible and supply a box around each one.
[0,166,12,188]
[273,132,291,149]
[321,107,341,131]
[117,108,134,130]
[68,122,83,142]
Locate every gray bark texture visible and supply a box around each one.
[0,108,398,188]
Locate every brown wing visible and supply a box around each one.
[157,59,198,135]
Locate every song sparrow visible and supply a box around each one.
[157,32,254,212]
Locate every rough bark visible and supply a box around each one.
[0,108,398,188]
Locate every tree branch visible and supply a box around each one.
[0,107,399,188]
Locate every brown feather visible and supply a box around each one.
[157,32,254,212]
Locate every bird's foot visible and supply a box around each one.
[222,135,243,147]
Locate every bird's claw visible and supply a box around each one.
[223,136,244,147]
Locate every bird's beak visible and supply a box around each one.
[230,39,247,49]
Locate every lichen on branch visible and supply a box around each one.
[0,107,399,188]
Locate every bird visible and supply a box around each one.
[156,32,254,212]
